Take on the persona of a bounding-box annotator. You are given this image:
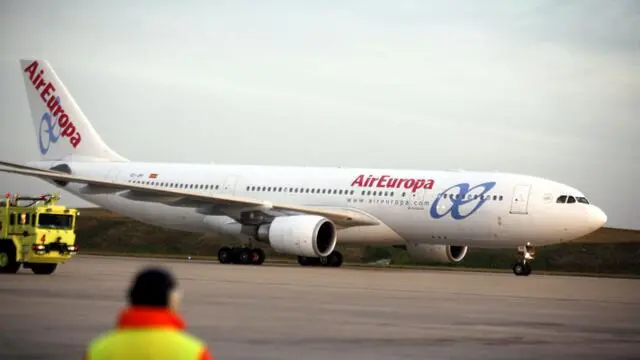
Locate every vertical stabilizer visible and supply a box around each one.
[19,59,128,162]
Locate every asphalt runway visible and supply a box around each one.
[1,255,639,360]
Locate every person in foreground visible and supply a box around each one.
[83,267,214,360]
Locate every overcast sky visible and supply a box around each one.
[0,0,638,230]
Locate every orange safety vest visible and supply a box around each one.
[83,307,213,360]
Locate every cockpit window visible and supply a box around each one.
[557,194,590,204]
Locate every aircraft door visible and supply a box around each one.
[106,168,120,182]
[408,187,428,210]
[509,184,531,215]
[223,175,238,195]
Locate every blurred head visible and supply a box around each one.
[128,267,181,311]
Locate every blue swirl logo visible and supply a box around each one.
[38,97,62,155]
[429,182,496,220]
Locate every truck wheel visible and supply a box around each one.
[0,242,20,274]
[31,263,57,275]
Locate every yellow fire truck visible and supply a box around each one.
[0,192,79,275]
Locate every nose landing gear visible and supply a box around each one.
[513,242,535,276]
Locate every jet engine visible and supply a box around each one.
[256,215,337,258]
[405,244,468,264]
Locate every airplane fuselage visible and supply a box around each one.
[29,160,606,249]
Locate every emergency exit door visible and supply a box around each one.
[107,168,120,182]
[509,184,531,215]
[223,175,238,195]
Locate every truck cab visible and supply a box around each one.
[0,192,79,274]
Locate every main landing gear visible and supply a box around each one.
[217,246,265,265]
[216,247,343,268]
[297,250,343,268]
[513,242,535,276]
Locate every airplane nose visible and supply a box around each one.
[590,206,608,228]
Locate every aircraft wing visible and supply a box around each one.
[0,164,380,227]
[0,160,60,173]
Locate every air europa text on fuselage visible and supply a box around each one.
[23,60,82,148]
[351,174,435,193]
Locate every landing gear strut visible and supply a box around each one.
[513,242,534,276]
[297,250,343,268]
[217,246,265,265]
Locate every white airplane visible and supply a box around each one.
[0,59,608,276]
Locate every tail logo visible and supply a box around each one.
[429,182,496,220]
[24,60,82,150]
[38,97,62,155]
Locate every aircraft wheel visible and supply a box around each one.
[512,261,531,276]
[251,248,265,265]
[235,248,252,264]
[326,251,343,267]
[217,247,233,264]
[298,256,320,266]
[298,256,310,266]
[513,243,534,276]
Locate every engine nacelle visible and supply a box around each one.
[256,215,337,258]
[405,244,468,264]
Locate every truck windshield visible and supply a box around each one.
[38,214,73,229]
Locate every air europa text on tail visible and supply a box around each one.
[24,60,82,148]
